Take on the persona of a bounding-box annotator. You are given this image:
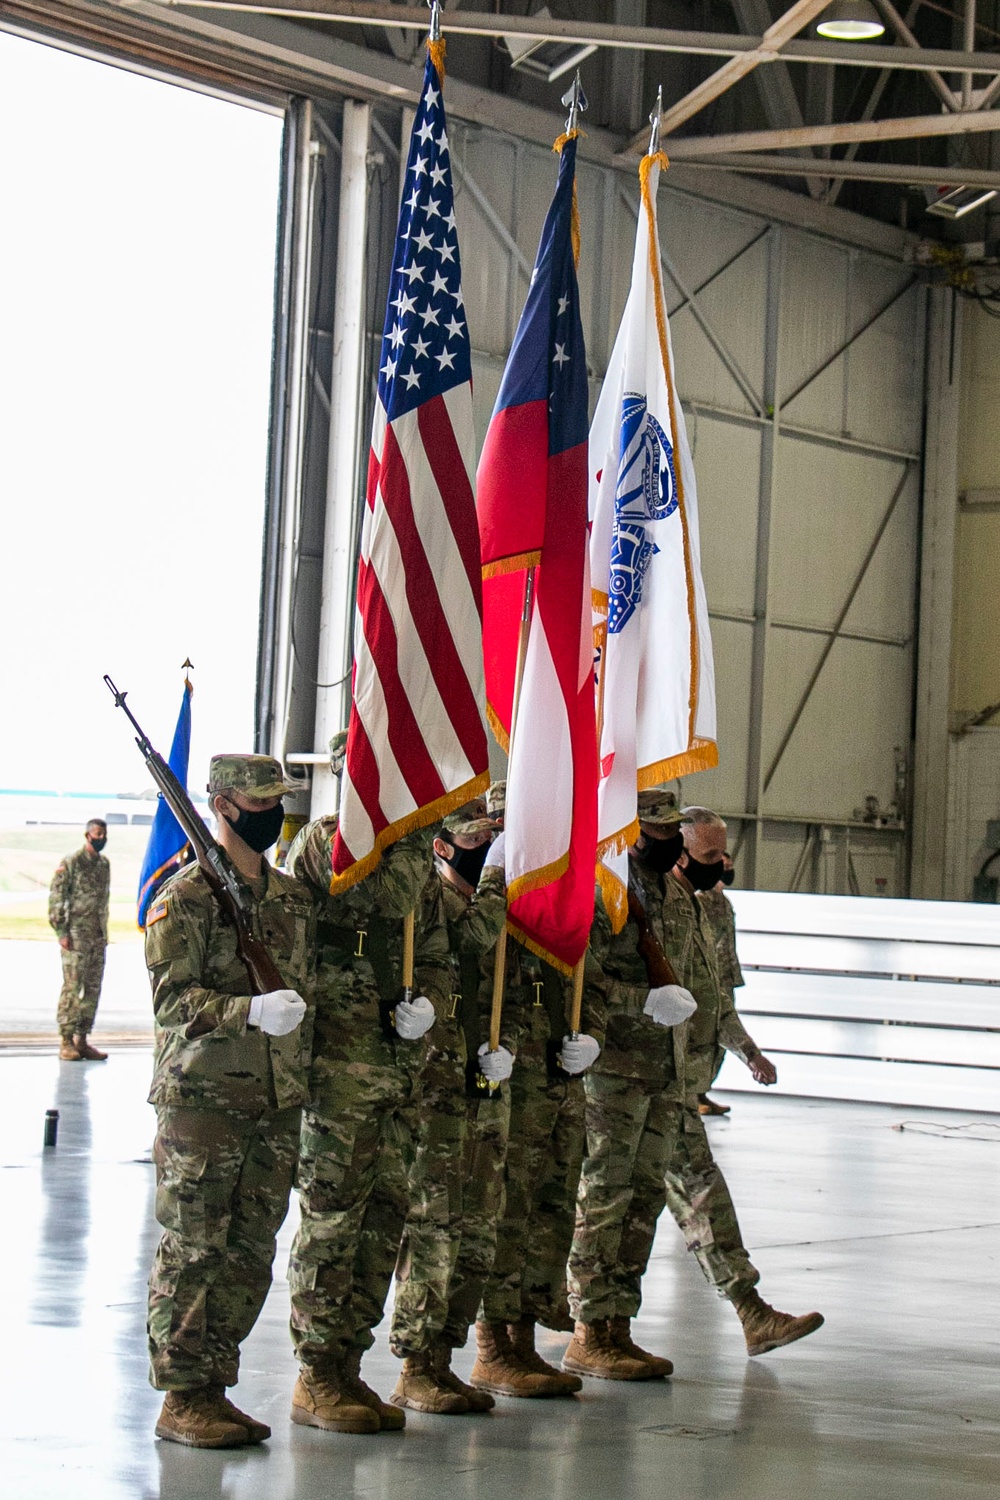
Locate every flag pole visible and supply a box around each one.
[501,75,590,1049]
[488,564,535,1053]
[398,0,444,1010]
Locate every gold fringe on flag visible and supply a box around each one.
[507,919,575,978]
[638,148,713,765]
[481,549,542,581]
[428,35,446,80]
[552,128,583,269]
[328,770,488,895]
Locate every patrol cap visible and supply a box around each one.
[208,754,296,800]
[636,787,681,827]
[329,730,348,778]
[440,810,496,842]
[485,780,506,818]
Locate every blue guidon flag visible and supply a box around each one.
[330,42,489,893]
[137,677,193,928]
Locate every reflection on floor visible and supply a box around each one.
[2,1051,998,1500]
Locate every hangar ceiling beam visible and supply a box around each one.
[731,0,825,201]
[688,153,1000,187]
[666,106,1000,158]
[873,0,961,112]
[132,2,1000,77]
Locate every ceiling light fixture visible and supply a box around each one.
[815,0,886,39]
[926,185,999,219]
[502,5,597,84]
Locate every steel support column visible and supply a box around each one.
[911,288,962,898]
[312,97,371,817]
[742,226,784,886]
[257,95,316,773]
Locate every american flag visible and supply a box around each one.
[331,49,489,892]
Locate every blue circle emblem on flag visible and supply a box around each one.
[608,394,677,633]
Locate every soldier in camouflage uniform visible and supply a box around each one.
[285,757,457,1434]
[389,805,513,1413]
[663,808,819,1354]
[473,894,608,1399]
[564,790,697,1380]
[145,754,313,1449]
[696,854,749,1114]
[565,794,822,1375]
[49,819,111,1061]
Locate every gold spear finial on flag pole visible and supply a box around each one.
[181,658,193,689]
[648,85,663,156]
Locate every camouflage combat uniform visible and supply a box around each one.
[428,862,515,1351]
[286,821,453,1369]
[48,845,110,1040]
[145,855,315,1391]
[568,864,759,1324]
[483,920,607,1332]
[696,888,750,1093]
[659,872,759,1298]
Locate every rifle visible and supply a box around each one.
[104,675,286,995]
[626,883,680,990]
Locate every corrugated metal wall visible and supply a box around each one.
[445,125,926,895]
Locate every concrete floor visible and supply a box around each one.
[1,1052,998,1500]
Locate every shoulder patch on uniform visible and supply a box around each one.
[147,899,169,926]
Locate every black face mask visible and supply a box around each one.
[442,841,490,887]
[637,829,685,874]
[222,801,285,854]
[721,866,735,887]
[88,836,107,854]
[683,854,726,892]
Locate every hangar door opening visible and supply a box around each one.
[0,29,282,937]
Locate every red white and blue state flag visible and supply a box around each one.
[331,48,489,893]
[478,134,598,973]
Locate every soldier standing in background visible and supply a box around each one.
[49,818,111,1061]
[144,755,312,1448]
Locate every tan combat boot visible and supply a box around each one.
[607,1316,673,1378]
[341,1345,406,1430]
[733,1288,824,1356]
[155,1387,248,1448]
[206,1382,270,1443]
[59,1038,82,1061]
[561,1319,656,1381]
[470,1320,556,1398]
[73,1035,107,1061]
[432,1342,495,1411]
[508,1318,582,1395]
[390,1350,470,1414]
[290,1360,381,1433]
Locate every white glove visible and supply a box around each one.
[394,995,436,1040]
[483,831,506,870]
[477,1042,514,1081]
[558,1033,601,1075]
[248,989,307,1036]
[643,984,697,1027]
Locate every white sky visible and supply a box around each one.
[0,30,283,794]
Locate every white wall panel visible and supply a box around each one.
[385,129,928,897]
